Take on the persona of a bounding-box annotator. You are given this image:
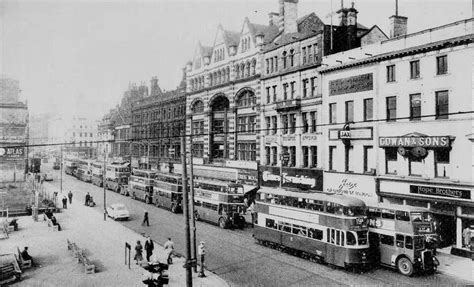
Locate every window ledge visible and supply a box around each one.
[409,77,422,81]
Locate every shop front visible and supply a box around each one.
[378,176,474,253]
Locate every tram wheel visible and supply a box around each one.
[397,257,413,276]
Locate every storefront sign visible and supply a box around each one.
[379,136,450,148]
[301,134,318,144]
[329,73,373,96]
[324,172,378,203]
[410,185,470,200]
[265,135,278,144]
[260,166,323,190]
[0,147,24,159]
[237,169,259,185]
[282,135,296,143]
[225,160,258,170]
[329,128,373,140]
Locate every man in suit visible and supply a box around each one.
[144,236,154,262]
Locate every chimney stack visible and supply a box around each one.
[389,0,407,38]
[278,0,299,34]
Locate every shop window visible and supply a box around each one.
[385,147,398,174]
[409,156,423,177]
[435,148,450,178]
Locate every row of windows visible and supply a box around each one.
[72,132,94,137]
[328,145,376,173]
[132,144,181,159]
[264,112,317,135]
[241,36,251,52]
[265,44,318,75]
[214,47,225,62]
[237,116,256,133]
[264,146,317,168]
[385,147,451,177]
[236,142,257,161]
[192,120,204,136]
[265,77,318,104]
[328,90,448,124]
[386,55,448,83]
[133,105,185,124]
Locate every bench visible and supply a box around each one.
[0,263,21,284]
[66,240,94,274]
[82,256,95,274]
[46,219,59,231]
[17,247,32,269]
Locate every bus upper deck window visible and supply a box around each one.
[396,211,410,221]
[368,208,381,218]
[382,209,395,219]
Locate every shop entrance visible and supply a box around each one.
[433,214,456,248]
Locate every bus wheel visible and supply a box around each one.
[218,218,227,229]
[397,257,413,276]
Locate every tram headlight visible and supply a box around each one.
[416,257,422,262]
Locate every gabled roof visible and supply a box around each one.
[249,21,279,43]
[223,30,241,47]
[360,25,389,40]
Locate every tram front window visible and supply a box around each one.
[356,231,368,245]
[346,231,357,246]
[344,206,366,216]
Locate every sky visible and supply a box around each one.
[1,0,472,120]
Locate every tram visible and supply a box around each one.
[193,179,246,229]
[367,203,439,276]
[153,172,183,213]
[128,169,156,203]
[253,189,370,270]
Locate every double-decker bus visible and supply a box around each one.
[193,179,246,229]
[253,189,370,270]
[76,159,92,182]
[128,169,155,203]
[104,163,130,193]
[91,162,104,187]
[153,172,183,213]
[64,159,78,176]
[367,203,439,276]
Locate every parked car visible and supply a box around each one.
[43,173,54,181]
[106,203,129,221]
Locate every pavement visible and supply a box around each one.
[0,184,229,287]
[436,247,473,282]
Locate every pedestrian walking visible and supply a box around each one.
[198,241,206,277]
[85,192,91,206]
[68,191,73,204]
[164,237,174,264]
[142,210,149,226]
[62,196,67,209]
[134,240,143,265]
[144,236,154,262]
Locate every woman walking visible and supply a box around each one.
[134,240,143,265]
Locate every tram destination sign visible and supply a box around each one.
[329,73,373,96]
[409,185,470,200]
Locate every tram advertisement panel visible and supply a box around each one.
[260,167,323,191]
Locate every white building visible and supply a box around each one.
[320,17,474,251]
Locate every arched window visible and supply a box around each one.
[240,63,245,78]
[235,65,240,79]
[217,70,222,84]
[283,51,287,69]
[246,61,251,77]
[192,100,204,114]
[251,59,256,75]
[209,73,213,86]
[226,67,230,82]
[290,49,294,67]
[236,90,256,108]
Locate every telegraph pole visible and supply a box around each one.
[60,145,63,194]
[189,133,197,272]
[180,132,192,287]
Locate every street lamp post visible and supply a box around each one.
[103,149,107,221]
[60,145,63,194]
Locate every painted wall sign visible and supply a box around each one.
[329,128,373,140]
[324,172,378,203]
[260,166,323,190]
[0,147,24,159]
[410,185,470,200]
[329,73,373,96]
[379,136,450,148]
